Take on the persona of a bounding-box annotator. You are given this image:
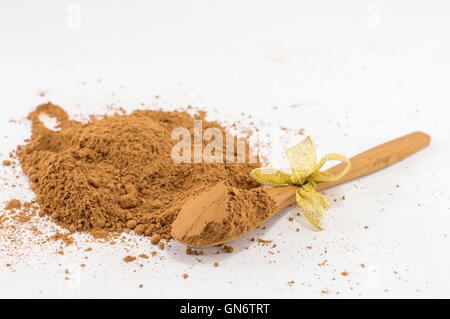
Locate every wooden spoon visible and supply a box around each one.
[171,131,431,247]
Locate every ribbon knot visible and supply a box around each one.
[250,137,351,230]
[291,170,309,185]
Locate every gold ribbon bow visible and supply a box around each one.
[250,137,351,230]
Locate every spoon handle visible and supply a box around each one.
[267,131,431,210]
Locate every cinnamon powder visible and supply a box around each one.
[17,103,274,244]
[171,181,276,247]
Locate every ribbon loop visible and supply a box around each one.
[250,137,351,230]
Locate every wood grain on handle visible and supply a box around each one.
[267,131,431,211]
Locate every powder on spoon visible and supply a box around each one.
[17,103,273,244]
[171,181,276,247]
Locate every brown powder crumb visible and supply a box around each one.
[2,160,11,166]
[56,250,64,255]
[364,226,369,229]
[85,247,93,252]
[256,239,272,245]
[126,220,137,230]
[150,251,157,256]
[80,264,86,267]
[360,264,365,268]
[134,224,145,235]
[341,271,350,276]
[342,196,346,200]
[139,254,149,259]
[223,245,234,253]
[123,256,136,263]
[182,273,189,279]
[5,199,22,211]
[186,247,204,256]
[157,241,165,250]
[306,246,312,249]
[213,262,219,267]
[287,280,295,286]
[321,289,329,294]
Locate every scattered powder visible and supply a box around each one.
[4,199,22,212]
[49,232,75,246]
[318,260,328,267]
[182,273,189,279]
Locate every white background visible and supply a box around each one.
[0,0,449,298]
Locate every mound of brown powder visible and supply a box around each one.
[17,103,271,243]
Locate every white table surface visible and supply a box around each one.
[0,0,449,298]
